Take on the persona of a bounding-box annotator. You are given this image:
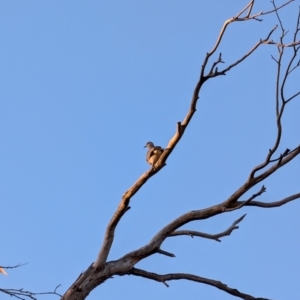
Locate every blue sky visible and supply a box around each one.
[1,1,299,299]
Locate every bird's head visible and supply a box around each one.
[144,141,154,149]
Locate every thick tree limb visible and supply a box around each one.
[225,186,266,212]
[129,268,270,300]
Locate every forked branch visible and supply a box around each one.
[0,286,61,300]
[242,192,300,208]
[94,0,299,271]
[248,3,300,181]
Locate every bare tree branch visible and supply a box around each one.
[286,90,300,103]
[207,26,278,79]
[225,186,266,212]
[0,263,28,271]
[169,214,246,242]
[236,0,254,18]
[241,192,300,208]
[157,249,175,258]
[129,268,270,300]
[0,285,61,300]
[60,2,300,299]
[93,0,300,272]
[248,4,300,182]
[258,0,294,16]
[0,264,61,300]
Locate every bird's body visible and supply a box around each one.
[144,142,164,166]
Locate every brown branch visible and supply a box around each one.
[226,146,300,207]
[259,0,294,16]
[157,249,175,257]
[169,214,246,242]
[241,192,300,208]
[237,0,254,18]
[129,268,270,300]
[202,0,293,73]
[61,189,300,300]
[202,0,292,72]
[225,186,266,212]
[61,2,299,299]
[93,150,300,296]
[212,26,278,78]
[93,0,300,271]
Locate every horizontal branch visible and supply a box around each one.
[129,268,270,300]
[169,214,246,242]
[0,285,61,300]
[242,192,300,208]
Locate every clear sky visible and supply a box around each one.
[1,1,299,299]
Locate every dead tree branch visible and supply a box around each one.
[61,1,300,300]
[94,0,299,272]
[0,263,28,272]
[242,192,300,208]
[169,214,246,242]
[248,3,300,182]
[0,285,61,300]
[129,268,270,300]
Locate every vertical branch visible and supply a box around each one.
[248,1,300,180]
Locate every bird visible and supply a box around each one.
[0,267,7,275]
[144,142,164,166]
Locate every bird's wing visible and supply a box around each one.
[153,146,164,153]
[146,148,155,162]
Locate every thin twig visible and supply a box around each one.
[0,285,61,300]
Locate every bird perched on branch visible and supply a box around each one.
[144,142,164,166]
[0,267,7,275]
